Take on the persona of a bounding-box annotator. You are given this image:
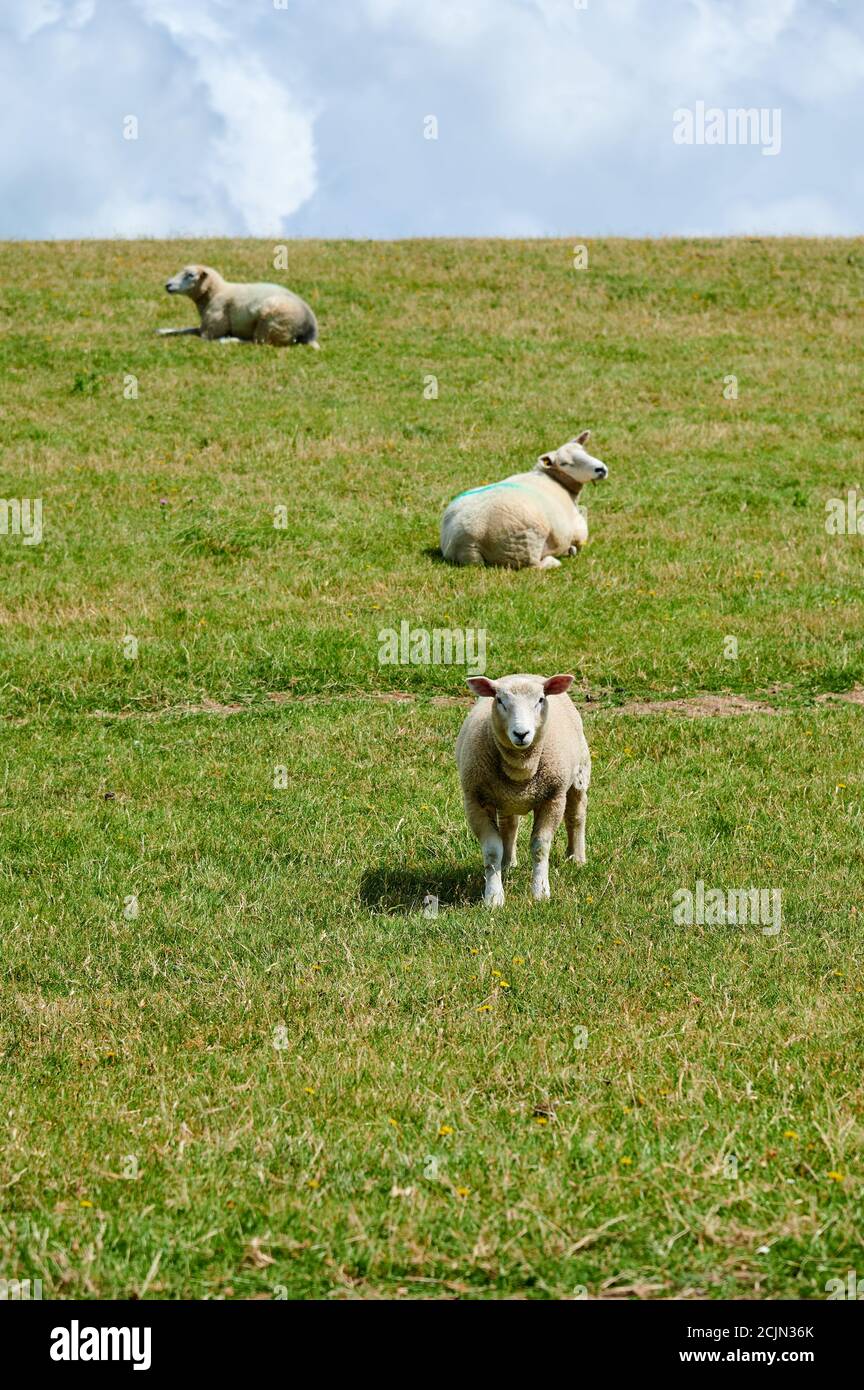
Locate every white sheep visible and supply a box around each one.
[440,431,607,569]
[157,265,320,348]
[455,672,591,907]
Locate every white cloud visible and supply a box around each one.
[0,0,861,237]
[362,0,499,47]
[0,0,94,43]
[140,0,316,235]
[203,53,316,234]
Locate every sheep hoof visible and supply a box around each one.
[538,556,561,570]
[484,886,505,908]
[502,855,517,871]
[566,850,586,864]
[531,879,551,902]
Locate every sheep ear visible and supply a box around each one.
[573,430,591,445]
[543,674,574,696]
[467,677,497,698]
[538,453,555,468]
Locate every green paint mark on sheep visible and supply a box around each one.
[449,480,550,505]
[451,482,525,502]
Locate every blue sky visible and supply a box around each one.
[2,0,862,238]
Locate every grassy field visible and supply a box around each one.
[0,237,862,1300]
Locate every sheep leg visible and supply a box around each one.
[200,317,232,341]
[155,326,201,337]
[565,787,588,863]
[465,799,505,907]
[537,556,561,570]
[253,317,280,344]
[530,795,566,901]
[500,815,519,870]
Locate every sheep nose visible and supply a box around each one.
[594,464,607,478]
[513,729,530,744]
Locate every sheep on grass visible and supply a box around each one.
[455,672,591,907]
[440,431,607,569]
[157,265,320,348]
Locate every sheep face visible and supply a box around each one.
[165,265,212,299]
[538,430,608,485]
[467,673,575,750]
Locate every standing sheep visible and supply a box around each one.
[440,432,608,569]
[157,265,320,348]
[455,672,591,908]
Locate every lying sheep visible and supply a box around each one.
[440,432,607,569]
[455,672,591,907]
[157,265,320,348]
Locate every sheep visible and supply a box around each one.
[455,672,591,907]
[440,431,607,569]
[157,265,320,348]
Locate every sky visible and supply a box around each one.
[1,0,862,239]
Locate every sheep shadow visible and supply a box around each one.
[422,545,448,565]
[359,863,479,914]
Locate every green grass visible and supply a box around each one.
[0,238,862,1299]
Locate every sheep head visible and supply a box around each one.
[466,673,574,751]
[165,265,218,300]
[537,431,608,490]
